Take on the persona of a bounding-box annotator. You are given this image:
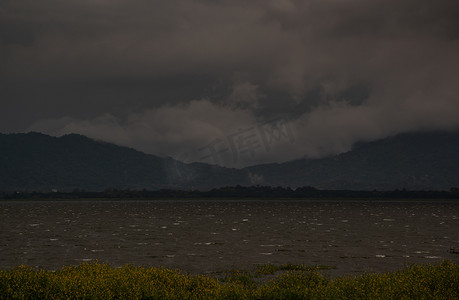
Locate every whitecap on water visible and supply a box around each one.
[375,255,386,258]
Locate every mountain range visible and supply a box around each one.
[0,131,458,192]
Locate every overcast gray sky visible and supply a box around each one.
[1,0,459,167]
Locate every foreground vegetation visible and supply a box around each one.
[0,261,458,299]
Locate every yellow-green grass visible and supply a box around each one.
[0,261,458,299]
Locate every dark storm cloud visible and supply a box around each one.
[1,0,459,166]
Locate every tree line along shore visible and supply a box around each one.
[2,185,459,200]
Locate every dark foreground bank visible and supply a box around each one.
[1,261,458,299]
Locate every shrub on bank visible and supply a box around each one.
[0,260,457,299]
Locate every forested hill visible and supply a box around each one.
[1,131,459,192]
[246,131,459,190]
[0,132,245,192]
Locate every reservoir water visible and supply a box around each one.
[1,199,458,277]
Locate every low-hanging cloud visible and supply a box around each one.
[4,0,459,166]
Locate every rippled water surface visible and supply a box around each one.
[1,199,458,276]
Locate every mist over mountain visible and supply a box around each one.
[2,1,459,168]
[247,131,459,190]
[0,131,458,192]
[0,132,245,192]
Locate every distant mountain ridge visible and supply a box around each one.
[247,131,459,190]
[0,132,245,192]
[0,131,458,192]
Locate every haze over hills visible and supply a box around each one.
[0,132,245,192]
[247,131,459,190]
[2,1,459,194]
[0,131,458,192]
